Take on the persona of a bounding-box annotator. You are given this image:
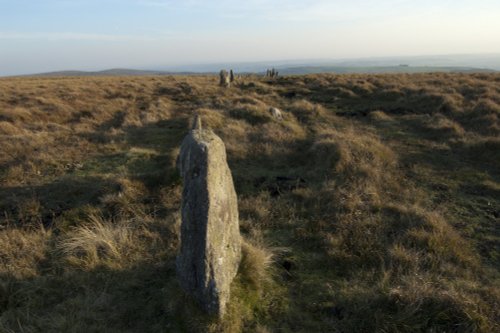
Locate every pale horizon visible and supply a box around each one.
[1,0,500,75]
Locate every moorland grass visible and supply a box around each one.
[0,73,499,332]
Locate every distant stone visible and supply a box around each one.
[269,107,283,120]
[176,116,241,317]
[219,70,230,88]
[266,68,279,78]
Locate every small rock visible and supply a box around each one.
[269,107,283,120]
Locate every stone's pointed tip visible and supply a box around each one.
[192,115,202,131]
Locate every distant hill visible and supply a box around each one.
[24,65,496,77]
[278,65,496,75]
[3,53,498,77]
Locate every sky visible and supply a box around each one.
[1,0,499,75]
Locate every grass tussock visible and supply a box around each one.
[0,73,499,332]
[239,240,275,293]
[369,110,394,122]
[59,214,135,270]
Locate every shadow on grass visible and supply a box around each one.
[0,202,197,333]
[0,117,190,229]
[228,137,314,196]
[0,261,193,332]
[0,176,120,229]
[123,117,189,191]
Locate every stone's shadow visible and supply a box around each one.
[0,176,120,229]
[0,261,184,332]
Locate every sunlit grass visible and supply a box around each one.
[0,73,499,332]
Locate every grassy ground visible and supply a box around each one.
[0,73,499,332]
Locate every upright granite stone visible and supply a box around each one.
[176,116,241,317]
[219,69,230,88]
[229,69,235,83]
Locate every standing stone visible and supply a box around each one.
[176,116,241,317]
[219,70,230,88]
[265,68,278,78]
[229,69,235,83]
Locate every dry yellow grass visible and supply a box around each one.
[0,73,499,332]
